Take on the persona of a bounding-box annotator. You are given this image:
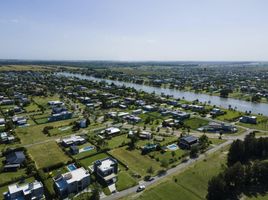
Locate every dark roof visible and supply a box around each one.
[6,151,25,165]
[181,135,198,143]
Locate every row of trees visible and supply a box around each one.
[207,133,268,200]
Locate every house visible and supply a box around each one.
[162,118,180,127]
[139,131,152,140]
[79,119,87,128]
[198,122,237,133]
[1,99,14,105]
[48,111,72,122]
[141,144,159,154]
[239,116,257,124]
[93,157,118,185]
[70,145,79,155]
[0,132,15,143]
[124,115,141,123]
[132,109,143,115]
[179,135,199,149]
[61,135,86,147]
[0,118,5,125]
[210,108,224,116]
[53,167,90,198]
[143,105,156,112]
[189,105,205,112]
[48,101,64,107]
[102,127,120,136]
[52,106,68,114]
[3,180,44,200]
[4,151,26,171]
[12,116,27,126]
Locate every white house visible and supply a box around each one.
[3,181,44,200]
[53,167,90,197]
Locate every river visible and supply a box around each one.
[58,72,268,116]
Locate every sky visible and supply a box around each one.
[0,0,268,61]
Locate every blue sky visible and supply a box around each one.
[0,0,267,61]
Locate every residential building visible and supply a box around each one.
[48,111,72,122]
[239,116,257,124]
[102,127,120,136]
[3,180,44,200]
[179,135,199,149]
[61,135,86,147]
[4,151,25,171]
[53,167,90,198]
[93,157,118,185]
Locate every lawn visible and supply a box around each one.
[184,117,209,130]
[124,145,229,200]
[216,109,243,122]
[79,152,110,169]
[109,147,162,177]
[27,141,71,169]
[107,134,130,148]
[246,194,268,200]
[24,103,39,112]
[33,95,60,108]
[116,171,138,191]
[148,148,187,167]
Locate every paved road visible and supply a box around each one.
[102,128,252,200]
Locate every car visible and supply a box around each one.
[136,185,145,192]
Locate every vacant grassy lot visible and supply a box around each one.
[124,146,229,200]
[24,103,39,112]
[16,118,76,144]
[27,141,70,169]
[33,95,60,108]
[107,134,130,148]
[149,148,187,167]
[109,147,162,177]
[116,171,138,191]
[184,117,209,130]
[216,109,243,122]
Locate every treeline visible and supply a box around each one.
[207,133,268,200]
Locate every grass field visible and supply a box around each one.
[116,171,138,191]
[184,117,209,130]
[107,134,130,148]
[109,147,162,177]
[148,148,187,167]
[16,118,76,144]
[33,95,60,108]
[123,145,229,200]
[216,109,243,122]
[0,65,52,72]
[27,141,71,169]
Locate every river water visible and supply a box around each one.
[58,72,268,116]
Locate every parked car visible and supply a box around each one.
[137,185,145,192]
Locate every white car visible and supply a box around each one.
[136,185,145,192]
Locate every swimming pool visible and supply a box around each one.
[67,163,77,171]
[167,143,178,151]
[83,146,94,151]
[79,146,95,153]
